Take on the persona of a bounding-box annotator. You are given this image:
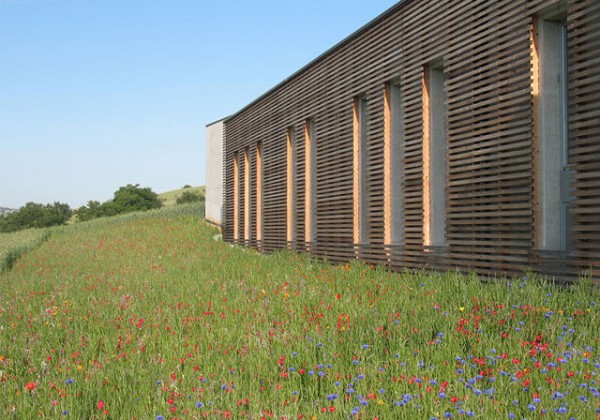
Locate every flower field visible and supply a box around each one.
[1,203,599,419]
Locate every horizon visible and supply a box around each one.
[0,0,399,209]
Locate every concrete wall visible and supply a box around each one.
[205,119,224,226]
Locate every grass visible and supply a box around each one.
[0,228,51,274]
[158,186,205,207]
[1,204,598,419]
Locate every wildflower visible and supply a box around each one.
[65,378,74,385]
[97,401,105,410]
[25,382,36,391]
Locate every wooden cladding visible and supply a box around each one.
[222,0,600,281]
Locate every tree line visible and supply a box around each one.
[0,184,202,233]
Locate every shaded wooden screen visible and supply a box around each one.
[222,0,600,280]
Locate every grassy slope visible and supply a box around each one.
[158,185,205,207]
[0,205,598,418]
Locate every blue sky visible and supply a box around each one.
[0,0,399,208]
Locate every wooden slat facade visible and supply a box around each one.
[221,0,600,281]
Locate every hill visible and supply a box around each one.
[0,207,16,216]
[158,185,205,207]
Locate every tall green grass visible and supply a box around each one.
[0,228,51,274]
[1,203,598,419]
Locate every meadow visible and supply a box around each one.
[1,203,598,419]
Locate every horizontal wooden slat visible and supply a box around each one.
[219,0,600,282]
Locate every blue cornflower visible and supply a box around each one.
[362,344,369,349]
[528,404,536,411]
[326,393,338,401]
[195,402,204,408]
[555,406,568,414]
[65,378,74,385]
[156,416,164,420]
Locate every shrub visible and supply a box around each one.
[176,191,202,205]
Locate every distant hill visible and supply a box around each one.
[158,186,205,207]
[0,207,16,216]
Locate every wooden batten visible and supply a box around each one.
[221,0,600,281]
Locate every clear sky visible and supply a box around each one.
[0,0,399,209]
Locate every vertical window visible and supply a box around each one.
[353,95,369,245]
[244,148,250,242]
[422,61,447,247]
[233,152,240,242]
[533,11,570,251]
[304,119,316,244]
[384,82,405,246]
[286,127,296,245]
[256,141,263,243]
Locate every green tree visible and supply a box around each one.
[176,190,202,205]
[112,184,163,214]
[0,202,72,232]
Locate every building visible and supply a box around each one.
[213,0,599,280]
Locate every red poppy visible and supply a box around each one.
[25,382,36,391]
[97,400,105,410]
